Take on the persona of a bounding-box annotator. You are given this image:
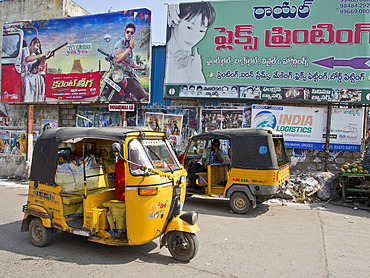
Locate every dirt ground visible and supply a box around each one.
[0,180,369,278]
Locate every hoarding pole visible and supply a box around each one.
[361,105,368,156]
[324,104,332,172]
[121,111,127,127]
[26,104,34,178]
[196,100,200,133]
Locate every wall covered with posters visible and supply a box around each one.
[164,1,370,103]
[1,9,151,104]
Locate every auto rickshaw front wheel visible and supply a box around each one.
[167,231,198,262]
[29,218,51,247]
[230,192,252,214]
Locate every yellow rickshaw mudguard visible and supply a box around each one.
[165,216,200,234]
[24,204,52,228]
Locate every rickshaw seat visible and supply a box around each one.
[56,154,108,193]
[60,191,84,218]
[195,172,208,187]
[196,164,230,188]
[56,154,108,219]
[210,164,229,185]
[102,200,126,232]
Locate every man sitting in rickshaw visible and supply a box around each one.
[188,139,224,192]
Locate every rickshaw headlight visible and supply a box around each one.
[112,68,124,83]
[179,175,185,184]
[180,211,198,225]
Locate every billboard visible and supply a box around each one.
[1,9,151,103]
[251,105,363,152]
[164,1,370,103]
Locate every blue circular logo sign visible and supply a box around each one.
[254,111,277,129]
[259,145,268,155]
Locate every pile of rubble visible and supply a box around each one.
[277,171,339,204]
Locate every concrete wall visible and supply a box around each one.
[0,0,89,22]
[59,105,77,127]
[288,149,362,176]
[0,154,27,178]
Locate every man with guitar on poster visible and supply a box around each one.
[21,37,67,102]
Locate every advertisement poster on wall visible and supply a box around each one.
[75,106,121,127]
[200,109,222,133]
[163,114,183,136]
[164,1,370,103]
[0,130,38,155]
[242,106,252,128]
[1,9,151,104]
[251,105,363,151]
[221,109,243,129]
[41,119,58,133]
[145,112,163,131]
[200,108,244,132]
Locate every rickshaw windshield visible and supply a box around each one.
[273,138,288,165]
[142,139,181,172]
[128,139,181,175]
[128,139,153,175]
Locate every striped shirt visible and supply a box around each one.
[362,150,370,171]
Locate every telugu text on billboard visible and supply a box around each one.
[164,1,370,103]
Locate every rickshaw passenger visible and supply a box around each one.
[115,158,125,201]
[188,139,224,191]
[223,147,231,164]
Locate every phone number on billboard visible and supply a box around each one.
[340,8,370,13]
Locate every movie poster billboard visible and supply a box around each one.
[251,105,363,152]
[1,9,151,104]
[164,1,370,103]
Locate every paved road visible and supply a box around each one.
[0,181,369,277]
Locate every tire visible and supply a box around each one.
[29,218,51,247]
[229,192,252,214]
[167,232,198,262]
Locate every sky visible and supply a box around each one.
[72,0,197,45]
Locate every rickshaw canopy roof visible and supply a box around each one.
[191,127,285,170]
[30,127,160,185]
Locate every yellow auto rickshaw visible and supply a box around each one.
[22,127,199,261]
[183,127,290,214]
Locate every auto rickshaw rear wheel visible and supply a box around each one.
[29,218,51,247]
[230,192,252,214]
[167,231,198,262]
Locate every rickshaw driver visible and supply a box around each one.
[188,139,224,192]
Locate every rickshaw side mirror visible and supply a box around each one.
[111,142,121,153]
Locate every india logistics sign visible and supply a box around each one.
[164,0,370,103]
[251,105,363,152]
[1,9,151,104]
